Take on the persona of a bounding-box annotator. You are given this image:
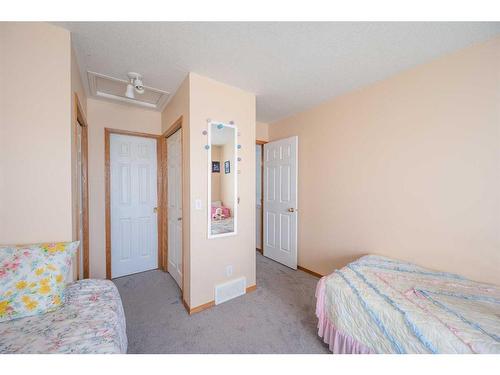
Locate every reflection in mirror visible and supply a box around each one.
[209,122,237,237]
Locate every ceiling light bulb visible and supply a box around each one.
[125,83,135,99]
[134,78,145,94]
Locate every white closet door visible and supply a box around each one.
[110,134,158,278]
[256,144,263,249]
[263,136,298,269]
[167,129,183,288]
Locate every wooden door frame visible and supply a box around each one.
[105,128,162,279]
[256,140,267,253]
[159,116,185,295]
[73,93,90,279]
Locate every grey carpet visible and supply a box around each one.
[113,252,330,353]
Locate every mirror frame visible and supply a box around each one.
[207,121,238,239]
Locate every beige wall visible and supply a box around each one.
[256,121,269,141]
[188,73,256,307]
[162,73,256,308]
[211,146,222,201]
[0,22,73,244]
[220,142,235,215]
[269,37,500,285]
[86,98,162,278]
[71,47,87,115]
[212,142,236,215]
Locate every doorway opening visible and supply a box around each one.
[258,136,299,270]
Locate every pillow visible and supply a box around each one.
[212,200,222,207]
[0,241,79,323]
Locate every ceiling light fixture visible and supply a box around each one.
[125,83,135,99]
[87,71,170,111]
[125,72,145,99]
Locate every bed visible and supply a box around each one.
[315,255,500,354]
[0,279,127,354]
[211,217,234,235]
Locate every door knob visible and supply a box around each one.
[153,207,158,213]
[287,208,297,213]
[177,217,182,221]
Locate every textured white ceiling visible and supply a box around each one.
[59,22,500,123]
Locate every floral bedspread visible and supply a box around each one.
[0,279,127,353]
[317,255,500,353]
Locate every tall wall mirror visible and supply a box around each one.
[208,121,238,238]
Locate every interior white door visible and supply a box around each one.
[167,129,183,288]
[110,134,158,278]
[256,144,263,250]
[263,136,298,269]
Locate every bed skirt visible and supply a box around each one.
[316,276,374,354]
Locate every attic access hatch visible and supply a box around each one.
[87,71,170,111]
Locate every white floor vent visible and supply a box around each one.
[215,277,246,305]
